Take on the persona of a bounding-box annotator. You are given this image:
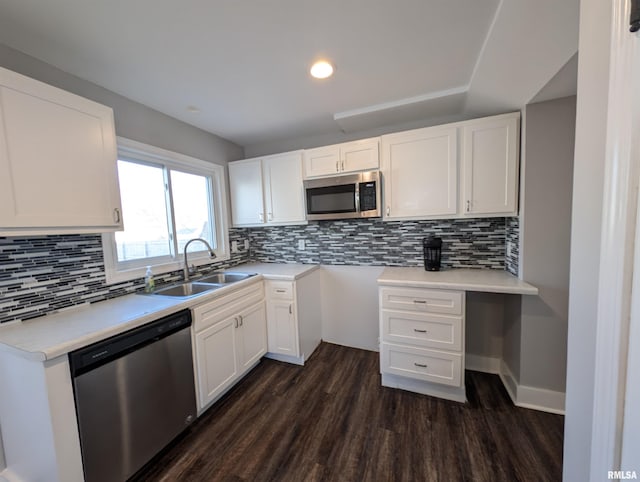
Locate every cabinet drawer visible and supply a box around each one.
[380,286,463,316]
[266,280,294,300]
[381,310,462,351]
[381,343,462,387]
[192,281,264,332]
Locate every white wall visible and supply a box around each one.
[0,43,243,165]
[0,424,4,472]
[563,0,612,479]
[465,292,505,371]
[519,96,576,392]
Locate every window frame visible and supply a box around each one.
[102,137,230,284]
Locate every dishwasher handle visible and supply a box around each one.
[69,309,192,377]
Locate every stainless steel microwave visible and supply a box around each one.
[303,171,381,221]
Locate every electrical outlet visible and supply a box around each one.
[244,239,250,250]
[297,239,305,250]
[231,241,238,253]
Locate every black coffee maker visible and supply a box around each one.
[423,237,442,271]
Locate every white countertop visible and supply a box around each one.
[228,262,320,280]
[0,262,318,362]
[377,267,538,295]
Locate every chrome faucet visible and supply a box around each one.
[183,238,216,281]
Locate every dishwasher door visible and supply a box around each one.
[70,310,196,482]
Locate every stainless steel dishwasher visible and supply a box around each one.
[69,309,196,482]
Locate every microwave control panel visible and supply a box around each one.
[359,181,378,211]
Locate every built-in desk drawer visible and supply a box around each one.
[381,310,462,351]
[380,286,463,316]
[381,343,462,387]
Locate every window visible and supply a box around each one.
[102,138,229,284]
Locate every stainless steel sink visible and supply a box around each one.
[152,281,222,298]
[198,272,257,284]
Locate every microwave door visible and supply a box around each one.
[306,183,357,220]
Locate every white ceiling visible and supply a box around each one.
[0,0,579,150]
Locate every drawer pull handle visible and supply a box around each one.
[413,329,428,333]
[276,289,286,293]
[413,300,427,304]
[414,362,428,368]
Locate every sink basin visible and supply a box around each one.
[152,281,222,298]
[198,272,256,284]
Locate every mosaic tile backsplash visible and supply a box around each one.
[505,217,520,276]
[0,230,250,324]
[248,218,509,269]
[0,218,519,324]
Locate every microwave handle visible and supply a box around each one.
[354,183,360,214]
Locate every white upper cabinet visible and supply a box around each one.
[303,137,379,178]
[0,67,122,235]
[381,126,458,220]
[461,113,520,217]
[263,152,305,224]
[302,144,340,178]
[228,159,264,225]
[228,151,305,227]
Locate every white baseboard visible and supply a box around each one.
[499,360,565,414]
[465,354,501,374]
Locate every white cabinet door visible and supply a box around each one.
[462,114,519,216]
[237,301,267,371]
[303,138,380,178]
[228,159,264,226]
[263,151,305,224]
[267,299,299,357]
[381,126,458,219]
[194,316,239,410]
[0,67,122,234]
[303,145,341,178]
[341,138,379,172]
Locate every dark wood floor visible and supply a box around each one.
[136,343,564,482]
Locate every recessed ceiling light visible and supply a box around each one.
[186,105,201,113]
[310,60,334,79]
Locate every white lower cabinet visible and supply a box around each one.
[192,281,267,414]
[264,270,322,365]
[379,285,466,402]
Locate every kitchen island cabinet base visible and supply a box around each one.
[381,373,466,403]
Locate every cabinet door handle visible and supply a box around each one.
[267,212,273,222]
[289,304,292,315]
[113,208,121,224]
[386,206,390,216]
[413,300,427,304]
[466,200,470,212]
[414,362,428,368]
[258,212,264,222]
[234,317,239,328]
[341,160,344,171]
[239,315,243,326]
[413,329,428,333]
[276,289,286,293]
[336,161,339,172]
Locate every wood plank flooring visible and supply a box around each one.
[135,343,564,482]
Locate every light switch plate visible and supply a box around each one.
[244,240,250,250]
[231,241,238,253]
[297,239,305,250]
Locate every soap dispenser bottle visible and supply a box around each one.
[144,266,155,293]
